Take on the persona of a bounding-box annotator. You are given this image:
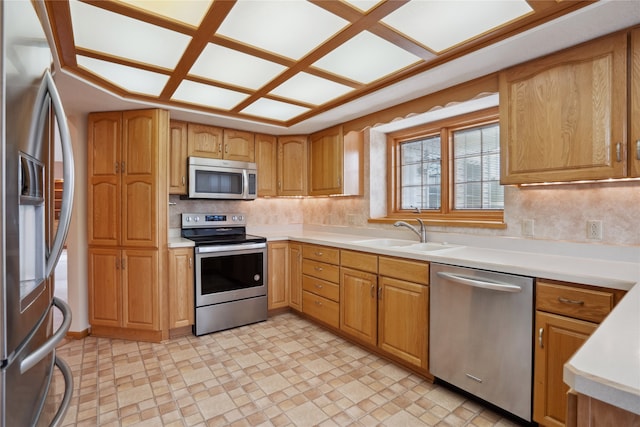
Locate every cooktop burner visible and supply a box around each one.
[180,212,266,246]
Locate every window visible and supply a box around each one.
[388,107,504,226]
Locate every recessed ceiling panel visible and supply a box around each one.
[382,1,533,53]
[270,72,354,106]
[189,43,287,90]
[77,56,169,96]
[172,80,248,110]
[312,31,421,84]
[69,0,191,69]
[216,0,349,60]
[241,99,310,122]
[342,0,383,13]
[119,0,213,26]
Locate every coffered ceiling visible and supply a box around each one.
[43,0,601,130]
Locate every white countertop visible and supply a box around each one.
[169,225,640,413]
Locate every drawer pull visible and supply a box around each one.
[314,251,324,256]
[637,139,640,161]
[539,327,544,348]
[314,300,322,306]
[616,142,622,162]
[370,284,375,298]
[314,284,323,289]
[558,297,584,306]
[314,267,323,271]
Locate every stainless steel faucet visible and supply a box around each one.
[393,219,427,243]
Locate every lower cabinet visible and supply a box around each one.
[88,247,162,341]
[288,242,303,311]
[533,279,625,427]
[301,244,341,328]
[168,247,194,330]
[268,242,289,310]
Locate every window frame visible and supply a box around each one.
[385,107,504,227]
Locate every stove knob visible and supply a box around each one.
[194,216,200,223]
[238,215,244,222]
[185,216,191,222]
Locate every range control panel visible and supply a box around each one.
[181,213,246,228]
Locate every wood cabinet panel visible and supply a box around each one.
[255,134,278,196]
[537,280,614,323]
[188,123,223,159]
[378,256,429,285]
[302,275,339,302]
[223,129,255,162]
[302,259,340,283]
[302,291,339,329]
[533,311,597,427]
[88,247,121,327]
[288,243,303,311]
[278,135,307,196]
[340,267,377,345]
[122,250,159,330]
[169,248,194,329]
[378,276,428,370]
[341,250,377,274]
[169,120,188,195]
[302,244,340,264]
[500,32,628,184]
[268,242,289,310]
[630,28,640,177]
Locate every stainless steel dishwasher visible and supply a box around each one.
[430,263,534,422]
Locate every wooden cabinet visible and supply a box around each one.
[569,392,640,427]
[630,28,640,177]
[378,256,429,371]
[288,242,303,311]
[268,242,289,310]
[302,244,340,328]
[340,251,378,346]
[87,109,168,342]
[533,280,624,427]
[223,129,255,162]
[500,32,628,184]
[255,134,307,197]
[168,248,194,330]
[187,123,223,159]
[168,120,188,195]
[308,126,363,196]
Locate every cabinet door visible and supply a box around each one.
[121,110,160,247]
[378,276,428,370]
[88,247,121,327]
[169,120,188,195]
[268,242,289,309]
[87,112,121,246]
[340,267,377,346]
[188,123,223,159]
[223,129,255,162]
[288,243,303,311]
[278,135,307,196]
[122,249,159,330]
[309,125,343,195]
[500,32,627,184]
[169,248,194,329]
[255,134,278,197]
[533,311,597,427]
[631,29,640,177]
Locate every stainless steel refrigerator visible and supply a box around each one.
[1,1,74,425]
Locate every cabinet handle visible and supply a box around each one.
[636,140,640,161]
[314,266,323,272]
[182,176,186,185]
[377,287,382,300]
[189,257,192,268]
[218,142,222,153]
[314,284,323,289]
[121,258,126,270]
[557,296,584,305]
[115,259,120,270]
[121,161,126,173]
[370,284,375,298]
[616,142,621,162]
[114,162,119,173]
[314,300,322,306]
[539,327,544,348]
[278,181,281,189]
[337,177,341,186]
[314,251,323,256]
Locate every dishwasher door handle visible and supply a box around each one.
[436,272,522,293]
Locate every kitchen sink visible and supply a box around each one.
[352,238,417,247]
[404,242,462,252]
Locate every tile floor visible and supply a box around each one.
[53,313,525,427]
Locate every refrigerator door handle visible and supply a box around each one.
[33,70,75,279]
[20,297,71,374]
[50,355,73,427]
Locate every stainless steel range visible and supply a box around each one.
[181,213,267,336]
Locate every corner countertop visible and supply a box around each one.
[169,225,640,413]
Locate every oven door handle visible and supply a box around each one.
[196,242,266,253]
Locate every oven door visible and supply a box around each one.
[195,243,266,306]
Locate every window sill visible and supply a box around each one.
[369,217,507,229]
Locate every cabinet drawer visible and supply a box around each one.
[303,275,340,302]
[303,244,340,264]
[303,291,339,329]
[302,259,340,283]
[536,281,614,323]
[341,250,377,274]
[379,256,429,285]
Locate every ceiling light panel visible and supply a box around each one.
[241,98,310,122]
[342,0,383,13]
[68,0,191,69]
[189,43,287,90]
[313,31,421,84]
[77,56,169,96]
[382,0,533,53]
[270,72,354,106]
[216,0,349,60]
[172,80,248,110]
[118,0,213,26]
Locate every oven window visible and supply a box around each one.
[200,252,264,295]
[195,170,243,194]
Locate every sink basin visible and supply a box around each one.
[405,242,462,252]
[352,238,417,247]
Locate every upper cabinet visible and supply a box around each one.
[186,124,255,162]
[255,134,308,197]
[630,28,640,177]
[500,32,630,184]
[308,125,363,196]
[169,120,188,195]
[223,129,255,162]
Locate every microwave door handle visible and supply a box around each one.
[243,168,249,199]
[39,70,75,278]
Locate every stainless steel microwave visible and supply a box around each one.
[188,157,257,200]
